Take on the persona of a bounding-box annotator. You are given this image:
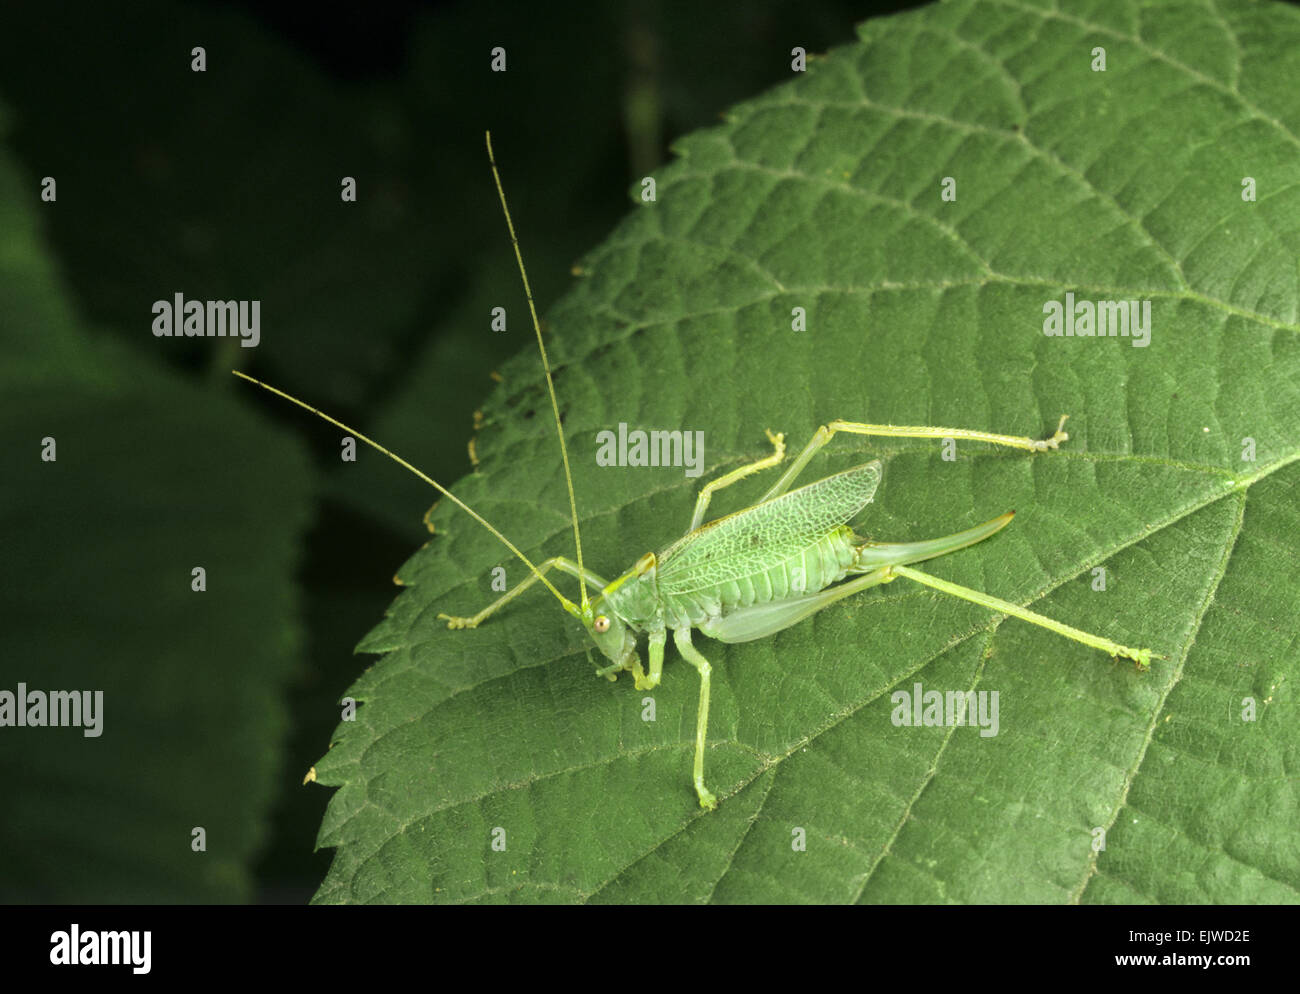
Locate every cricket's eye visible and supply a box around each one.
[593,615,611,633]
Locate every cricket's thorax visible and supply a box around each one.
[601,565,661,629]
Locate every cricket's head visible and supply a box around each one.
[575,551,656,667]
[579,598,638,668]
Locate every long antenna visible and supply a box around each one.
[485,130,590,611]
[231,370,580,618]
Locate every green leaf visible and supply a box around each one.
[309,0,1300,903]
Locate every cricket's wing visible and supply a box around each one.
[655,461,882,595]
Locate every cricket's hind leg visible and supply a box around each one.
[850,514,1159,669]
[758,416,1069,502]
[851,512,1014,571]
[887,563,1158,670]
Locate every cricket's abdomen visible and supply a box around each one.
[649,461,880,631]
[659,525,859,629]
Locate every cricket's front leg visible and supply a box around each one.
[594,658,631,681]
[439,556,609,629]
[635,630,666,691]
[672,627,718,810]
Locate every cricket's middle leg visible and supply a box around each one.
[673,627,718,810]
[689,429,785,531]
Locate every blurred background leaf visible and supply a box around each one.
[0,118,314,900]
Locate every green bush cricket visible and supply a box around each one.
[235,132,1159,811]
